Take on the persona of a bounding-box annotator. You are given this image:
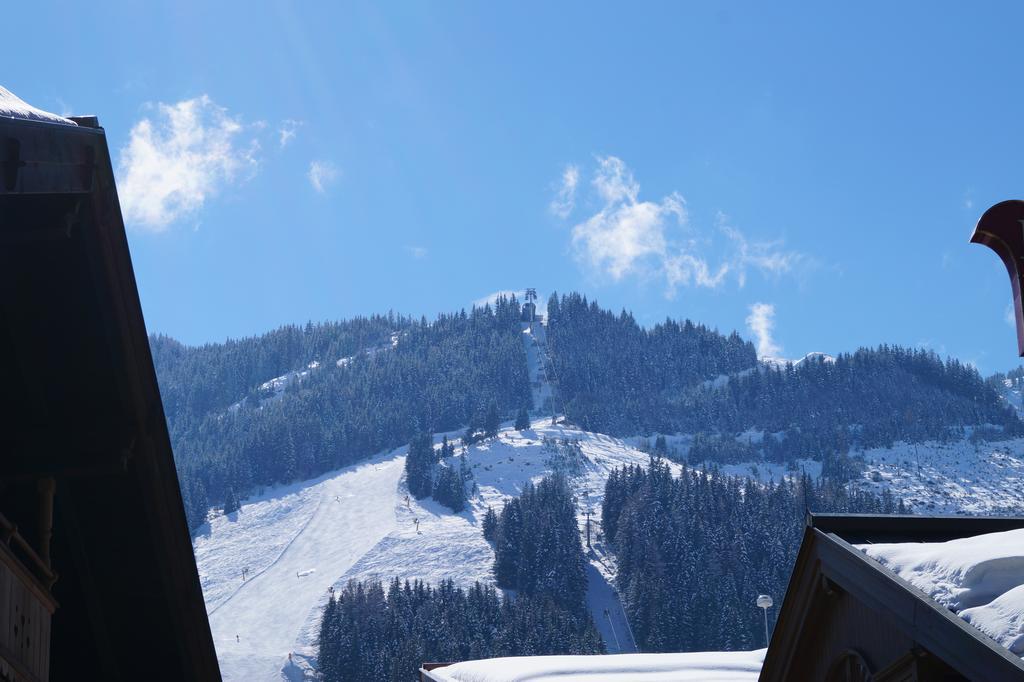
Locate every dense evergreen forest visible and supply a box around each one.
[485,475,588,612]
[153,291,1021,532]
[545,292,758,430]
[546,293,1020,462]
[152,297,531,530]
[317,476,602,681]
[601,459,906,652]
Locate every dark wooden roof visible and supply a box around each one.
[0,114,221,679]
[760,513,1024,682]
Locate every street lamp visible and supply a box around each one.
[756,594,773,647]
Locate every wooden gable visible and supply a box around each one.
[760,514,1024,682]
[0,113,220,680]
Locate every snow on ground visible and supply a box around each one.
[852,438,1024,514]
[762,352,836,369]
[227,361,321,412]
[858,529,1024,655]
[688,437,1024,514]
[194,474,324,612]
[628,430,1024,515]
[422,649,766,682]
[711,458,823,483]
[228,333,403,412]
[203,451,405,681]
[336,332,402,368]
[523,320,554,415]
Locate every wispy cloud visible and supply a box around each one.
[473,289,527,308]
[558,156,804,297]
[1006,303,1016,328]
[549,164,580,219]
[55,97,73,118]
[746,302,782,359]
[117,95,259,231]
[308,160,339,193]
[278,119,302,148]
[406,245,428,259]
[964,188,975,210]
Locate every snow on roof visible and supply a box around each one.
[423,650,766,682]
[858,528,1024,655]
[0,85,76,126]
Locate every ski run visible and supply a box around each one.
[193,318,1024,679]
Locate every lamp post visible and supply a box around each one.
[756,594,773,647]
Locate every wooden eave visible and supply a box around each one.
[760,514,1024,682]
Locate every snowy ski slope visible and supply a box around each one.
[195,320,654,680]
[199,426,658,680]
[201,453,405,680]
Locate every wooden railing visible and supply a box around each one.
[0,513,56,591]
[0,512,57,682]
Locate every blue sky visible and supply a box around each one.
[9,2,1024,372]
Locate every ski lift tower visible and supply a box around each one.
[522,288,538,325]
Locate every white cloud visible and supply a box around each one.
[473,289,527,308]
[746,302,783,359]
[117,95,259,231]
[406,245,428,259]
[550,164,580,218]
[563,156,803,297]
[278,119,302,148]
[308,160,339,193]
[1006,303,1017,328]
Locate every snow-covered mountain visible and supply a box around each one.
[195,321,664,681]
[191,319,1024,680]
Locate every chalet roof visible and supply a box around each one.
[421,649,765,682]
[858,527,1024,656]
[0,95,220,679]
[0,85,76,125]
[761,513,1024,681]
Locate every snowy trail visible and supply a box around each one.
[585,561,637,653]
[208,455,404,681]
[523,320,554,417]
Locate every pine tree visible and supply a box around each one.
[433,465,466,512]
[515,406,530,431]
[223,486,240,515]
[482,506,498,543]
[484,400,500,437]
[405,432,435,499]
